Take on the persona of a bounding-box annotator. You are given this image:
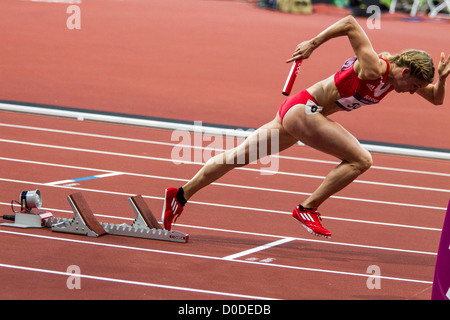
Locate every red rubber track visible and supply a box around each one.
[0,111,449,299]
[0,0,449,149]
[0,0,449,300]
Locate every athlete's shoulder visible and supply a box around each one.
[354,57,387,81]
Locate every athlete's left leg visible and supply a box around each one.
[182,116,298,201]
[161,115,298,230]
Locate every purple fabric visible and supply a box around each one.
[432,198,450,300]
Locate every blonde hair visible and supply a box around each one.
[379,50,435,83]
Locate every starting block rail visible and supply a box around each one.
[2,192,188,243]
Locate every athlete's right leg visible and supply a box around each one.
[282,103,373,209]
[279,103,373,237]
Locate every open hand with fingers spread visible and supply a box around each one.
[438,52,450,81]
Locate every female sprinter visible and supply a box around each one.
[162,15,449,238]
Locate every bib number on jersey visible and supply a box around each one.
[335,94,374,112]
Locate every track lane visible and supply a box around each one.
[0,111,446,300]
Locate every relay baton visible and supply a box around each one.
[282,59,303,96]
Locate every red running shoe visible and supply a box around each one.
[292,205,331,238]
[162,187,184,231]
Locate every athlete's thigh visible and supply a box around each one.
[229,118,298,164]
[282,104,369,162]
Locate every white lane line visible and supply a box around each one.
[176,223,438,255]
[0,156,448,211]
[0,104,449,160]
[0,175,447,225]
[1,121,448,177]
[45,172,123,186]
[0,263,275,300]
[0,202,440,254]
[3,155,449,195]
[24,0,81,3]
[0,230,433,285]
[223,237,295,260]
[0,138,449,193]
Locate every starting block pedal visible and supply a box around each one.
[48,192,188,243]
[129,195,163,230]
[101,195,189,243]
[50,192,107,237]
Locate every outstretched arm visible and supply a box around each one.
[286,15,383,80]
[417,52,449,105]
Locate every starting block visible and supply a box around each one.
[2,192,188,243]
[49,192,189,243]
[100,195,189,243]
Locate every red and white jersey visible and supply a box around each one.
[334,57,394,111]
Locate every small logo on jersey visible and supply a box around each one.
[366,84,375,91]
[374,83,392,97]
[341,56,357,71]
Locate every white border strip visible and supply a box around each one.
[23,0,82,3]
[0,103,250,138]
[1,102,449,160]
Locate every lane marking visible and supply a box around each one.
[0,171,446,212]
[0,103,449,160]
[0,201,440,252]
[0,175,447,223]
[45,172,123,186]
[24,0,81,3]
[0,263,275,300]
[0,230,434,285]
[223,237,295,260]
[0,122,449,177]
[0,139,449,194]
